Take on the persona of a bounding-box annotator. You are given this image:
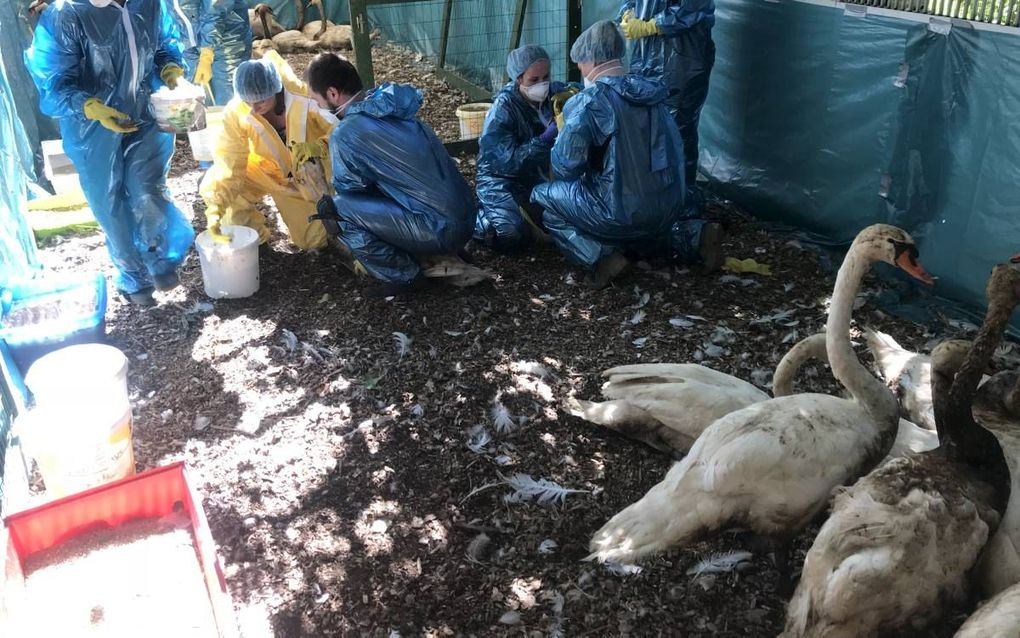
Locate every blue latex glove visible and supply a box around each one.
[538,122,558,145]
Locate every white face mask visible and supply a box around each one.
[520,81,550,103]
[89,0,115,7]
[330,90,362,118]
[584,60,624,88]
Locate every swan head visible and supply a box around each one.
[853,224,934,285]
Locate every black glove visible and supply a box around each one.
[309,195,342,236]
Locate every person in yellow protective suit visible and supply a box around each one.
[199,51,334,250]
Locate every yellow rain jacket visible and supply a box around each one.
[199,51,335,249]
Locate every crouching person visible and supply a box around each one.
[199,52,332,251]
[531,20,723,290]
[473,45,577,253]
[306,53,475,297]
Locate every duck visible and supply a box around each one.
[587,225,934,584]
[955,581,1020,637]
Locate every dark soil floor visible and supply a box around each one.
[27,45,1003,638]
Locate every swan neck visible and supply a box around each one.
[825,246,897,427]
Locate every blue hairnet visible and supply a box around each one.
[569,20,625,65]
[506,45,550,80]
[233,59,282,103]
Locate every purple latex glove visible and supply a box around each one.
[538,122,558,145]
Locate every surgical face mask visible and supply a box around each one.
[330,90,361,118]
[584,60,624,88]
[89,0,114,7]
[520,81,550,103]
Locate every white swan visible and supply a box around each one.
[782,334,1009,637]
[956,582,1020,637]
[587,224,934,572]
[866,328,991,431]
[568,332,937,459]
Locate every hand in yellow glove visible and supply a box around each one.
[160,63,185,89]
[193,48,214,86]
[621,13,661,39]
[291,140,326,166]
[83,98,138,133]
[551,87,580,130]
[205,208,232,244]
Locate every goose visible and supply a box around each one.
[587,225,934,584]
[955,581,1020,637]
[784,264,1019,636]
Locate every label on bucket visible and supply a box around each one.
[37,410,136,498]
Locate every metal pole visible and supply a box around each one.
[566,0,582,82]
[349,0,375,88]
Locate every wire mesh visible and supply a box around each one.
[843,0,1020,26]
[366,0,571,93]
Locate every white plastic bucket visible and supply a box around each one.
[455,103,492,140]
[195,224,260,299]
[22,343,135,498]
[187,106,225,162]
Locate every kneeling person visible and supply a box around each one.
[474,45,576,253]
[531,20,723,289]
[306,53,475,296]
[199,52,332,250]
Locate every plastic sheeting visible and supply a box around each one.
[329,83,474,284]
[169,0,252,104]
[0,42,39,283]
[531,74,697,269]
[700,0,1020,311]
[474,80,565,252]
[0,0,58,185]
[27,0,195,294]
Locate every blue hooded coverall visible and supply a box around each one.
[473,80,569,253]
[329,83,475,284]
[27,0,195,295]
[621,0,715,196]
[530,74,703,270]
[164,0,252,104]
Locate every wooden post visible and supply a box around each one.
[349,0,375,88]
[566,0,582,83]
[438,0,453,69]
[508,0,528,52]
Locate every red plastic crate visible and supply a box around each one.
[0,462,237,637]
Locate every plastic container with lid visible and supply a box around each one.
[150,81,207,134]
[20,343,135,498]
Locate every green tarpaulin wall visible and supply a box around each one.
[699,0,1020,311]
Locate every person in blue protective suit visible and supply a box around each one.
[163,0,252,104]
[620,0,715,208]
[531,20,723,290]
[473,45,578,253]
[26,0,195,306]
[305,53,475,298]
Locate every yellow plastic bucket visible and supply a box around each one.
[455,103,492,141]
[188,106,226,163]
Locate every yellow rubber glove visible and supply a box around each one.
[83,98,138,133]
[160,63,185,89]
[193,48,214,86]
[291,140,326,166]
[551,86,580,130]
[205,208,232,244]
[621,14,661,39]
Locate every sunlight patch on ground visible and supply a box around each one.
[354,499,402,556]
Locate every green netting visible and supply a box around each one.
[365,0,570,91]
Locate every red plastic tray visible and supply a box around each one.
[0,461,237,637]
